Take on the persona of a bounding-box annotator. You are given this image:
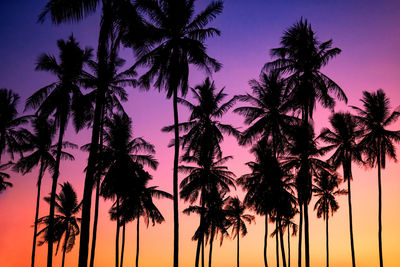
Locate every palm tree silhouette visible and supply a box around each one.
[26,36,90,267]
[266,19,346,267]
[0,88,29,163]
[131,1,223,264]
[351,89,400,267]
[14,116,75,267]
[280,210,298,267]
[313,170,347,267]
[0,162,13,193]
[224,196,255,267]
[37,182,81,267]
[319,112,362,267]
[100,113,158,267]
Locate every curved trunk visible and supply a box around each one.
[208,226,215,267]
[31,159,45,267]
[298,204,303,267]
[275,221,279,267]
[173,88,180,267]
[377,144,383,267]
[89,107,105,267]
[278,220,287,267]
[326,215,329,267]
[78,4,112,267]
[120,221,126,267]
[47,121,66,267]
[304,203,310,267]
[263,215,268,267]
[115,197,120,267]
[346,172,356,267]
[136,215,140,267]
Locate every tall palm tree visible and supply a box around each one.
[351,89,400,267]
[14,116,75,267]
[319,112,362,267]
[37,182,81,267]
[266,19,346,266]
[224,196,255,267]
[130,1,223,265]
[0,88,29,162]
[0,162,13,193]
[26,36,91,267]
[38,2,144,266]
[100,113,158,267]
[313,170,347,267]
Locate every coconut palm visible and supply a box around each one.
[37,182,81,267]
[26,36,90,266]
[0,162,13,193]
[351,89,400,267]
[100,113,158,267]
[234,70,298,155]
[129,1,223,264]
[313,170,347,267]
[0,88,29,162]
[13,116,75,267]
[224,196,255,267]
[281,211,298,267]
[319,112,363,267]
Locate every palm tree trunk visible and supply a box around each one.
[120,221,126,267]
[276,221,280,267]
[304,203,310,267]
[195,238,201,267]
[89,108,105,267]
[326,215,329,267]
[201,234,205,267]
[298,204,303,267]
[278,220,287,267]
[116,197,120,267]
[61,230,69,267]
[136,215,140,267]
[237,219,240,267]
[377,145,383,267]
[264,215,268,267]
[208,226,215,267]
[47,121,66,267]
[346,174,356,267]
[78,4,112,267]
[195,202,205,267]
[287,226,290,267]
[173,88,180,267]
[31,160,45,267]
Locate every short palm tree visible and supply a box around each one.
[313,170,347,267]
[319,112,362,267]
[26,36,91,266]
[224,196,255,267]
[0,88,29,162]
[130,2,223,264]
[351,89,400,267]
[14,116,75,267]
[37,182,81,267]
[0,162,13,193]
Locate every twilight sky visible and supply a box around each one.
[1,0,400,266]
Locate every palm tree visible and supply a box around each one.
[14,116,75,267]
[313,170,347,267]
[351,89,400,267]
[224,196,255,267]
[37,182,81,267]
[281,210,298,267]
[234,70,298,155]
[38,2,144,266]
[0,88,29,162]
[100,113,158,267]
[130,1,223,264]
[26,36,90,266]
[0,162,13,193]
[266,19,346,266]
[319,112,362,267]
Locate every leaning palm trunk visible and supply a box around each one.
[47,122,66,267]
[195,210,204,267]
[136,214,140,267]
[377,144,383,267]
[346,173,356,267]
[61,229,70,267]
[120,221,126,267]
[31,160,45,267]
[278,220,287,267]
[172,88,180,267]
[264,215,268,267]
[208,226,215,267]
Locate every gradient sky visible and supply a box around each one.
[1,0,400,266]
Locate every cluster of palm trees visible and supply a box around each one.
[0,1,399,267]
